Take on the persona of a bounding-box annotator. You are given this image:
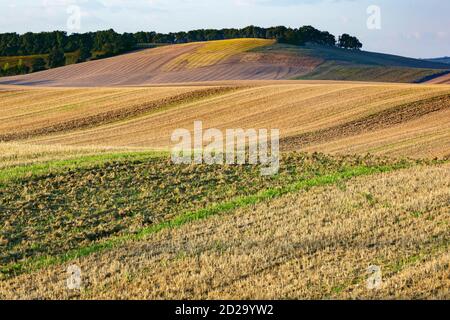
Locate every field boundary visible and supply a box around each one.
[416,70,450,83]
[0,150,168,186]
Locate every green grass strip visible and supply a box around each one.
[134,165,398,236]
[0,150,168,187]
[0,163,406,280]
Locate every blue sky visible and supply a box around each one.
[1,0,449,58]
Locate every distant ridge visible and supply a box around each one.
[1,39,449,87]
[426,57,450,65]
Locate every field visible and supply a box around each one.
[428,72,450,84]
[0,48,449,299]
[296,62,446,83]
[0,85,239,142]
[257,43,450,83]
[0,54,49,70]
[0,153,448,299]
[1,39,449,86]
[1,82,449,158]
[164,39,276,71]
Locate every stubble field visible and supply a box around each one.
[1,81,450,158]
[1,161,448,299]
[0,79,449,300]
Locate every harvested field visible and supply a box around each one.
[163,39,276,71]
[300,108,450,159]
[0,86,241,141]
[0,143,138,169]
[297,63,447,83]
[281,94,450,150]
[428,72,450,84]
[1,163,448,299]
[1,79,449,299]
[1,39,447,87]
[0,40,314,87]
[1,49,449,300]
[1,153,407,278]
[5,82,448,159]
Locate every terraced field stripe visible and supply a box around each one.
[134,164,402,236]
[0,162,411,279]
[281,93,450,150]
[0,150,168,186]
[0,86,242,142]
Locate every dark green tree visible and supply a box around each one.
[15,59,29,74]
[31,57,47,72]
[2,62,10,75]
[338,34,363,50]
[77,43,92,62]
[48,46,65,68]
[0,26,362,64]
[280,29,299,45]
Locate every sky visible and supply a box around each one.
[1,0,449,58]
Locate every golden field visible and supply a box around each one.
[0,77,449,300]
[164,39,276,71]
[1,39,448,86]
[1,164,448,299]
[1,81,450,158]
[0,39,308,86]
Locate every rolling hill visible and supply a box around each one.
[427,72,450,84]
[1,38,450,300]
[1,145,449,299]
[0,39,449,86]
[1,78,449,299]
[426,57,450,64]
[1,81,449,158]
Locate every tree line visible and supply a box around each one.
[130,26,362,49]
[0,30,135,58]
[0,26,362,76]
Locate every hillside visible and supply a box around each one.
[0,39,449,86]
[1,81,449,158]
[260,44,450,82]
[1,79,450,299]
[427,57,450,64]
[427,72,450,84]
[2,154,448,299]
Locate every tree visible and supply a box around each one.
[266,26,288,41]
[318,31,336,46]
[174,32,188,43]
[279,29,299,45]
[31,57,47,72]
[48,46,65,68]
[298,26,321,44]
[77,43,91,62]
[0,26,363,64]
[16,59,29,74]
[338,34,363,50]
[2,62,10,75]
